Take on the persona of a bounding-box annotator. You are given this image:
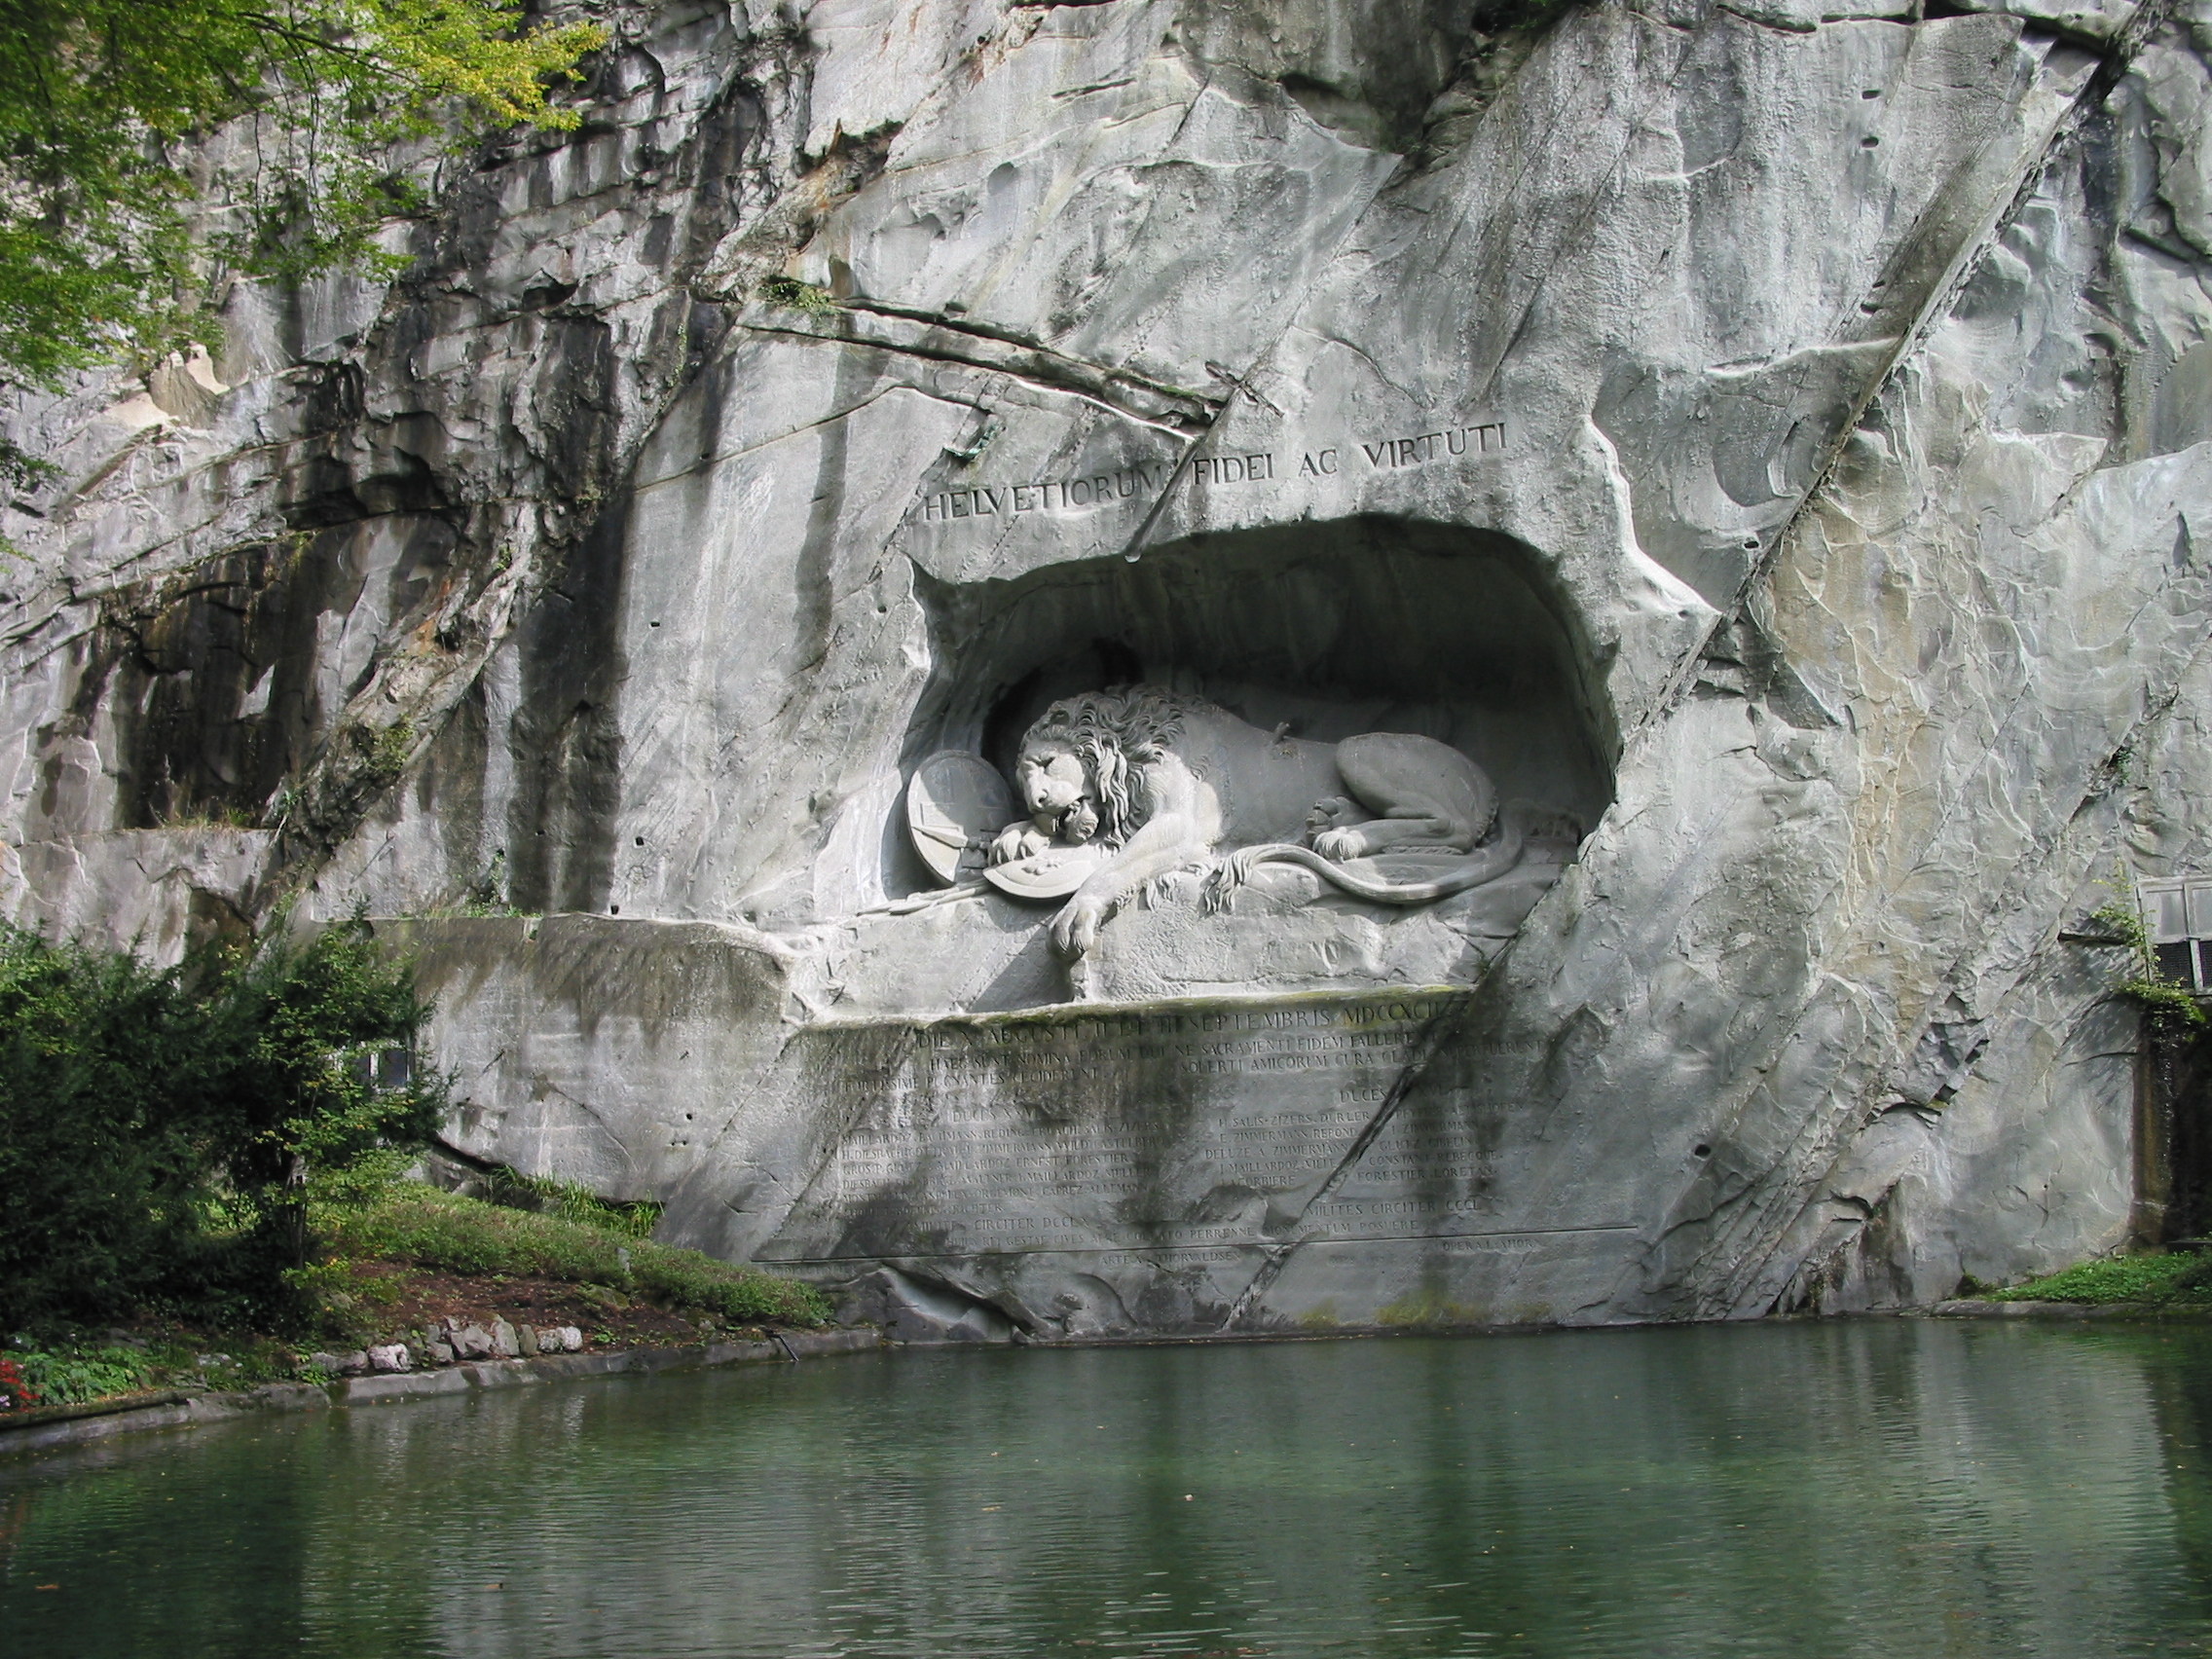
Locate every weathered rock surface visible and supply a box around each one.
[4,0,2210,1335]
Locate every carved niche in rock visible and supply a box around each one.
[904,685,1580,999]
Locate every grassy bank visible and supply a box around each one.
[1,922,832,1420]
[317,1185,828,1330]
[5,1185,830,1413]
[1989,1252,2212,1308]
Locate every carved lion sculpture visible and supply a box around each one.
[986,685,1535,971]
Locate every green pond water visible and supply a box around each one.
[5,1319,2212,1657]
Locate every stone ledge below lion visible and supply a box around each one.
[812,845,1570,1015]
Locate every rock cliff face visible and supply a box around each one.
[5,0,2210,1336]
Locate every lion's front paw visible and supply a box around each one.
[988,823,1051,866]
[1050,894,1106,958]
[1306,794,1359,835]
[1311,826,1373,862]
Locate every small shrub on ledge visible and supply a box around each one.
[2084,897,2207,1029]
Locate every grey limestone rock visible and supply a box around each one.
[842,1268,1019,1346]
[3,0,2209,1335]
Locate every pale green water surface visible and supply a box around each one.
[5,1319,2212,1657]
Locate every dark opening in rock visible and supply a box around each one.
[893,515,1613,899]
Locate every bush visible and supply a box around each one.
[756,275,839,315]
[14,1345,155,1405]
[0,917,446,1331]
[322,1188,829,1327]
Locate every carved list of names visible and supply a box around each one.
[760,994,1528,1264]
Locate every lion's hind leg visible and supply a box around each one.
[1310,734,1493,860]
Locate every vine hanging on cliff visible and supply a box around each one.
[2084,886,2207,1028]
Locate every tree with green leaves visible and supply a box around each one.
[0,0,605,511]
[0,916,450,1330]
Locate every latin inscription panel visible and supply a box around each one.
[907,418,1510,530]
[759,994,1461,1264]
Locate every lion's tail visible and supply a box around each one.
[1202,811,1528,913]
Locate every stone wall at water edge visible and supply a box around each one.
[6,0,2212,1337]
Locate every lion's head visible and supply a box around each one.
[1014,685,1191,848]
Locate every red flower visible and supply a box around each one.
[0,1356,38,1412]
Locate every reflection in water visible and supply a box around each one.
[4,1320,2212,1657]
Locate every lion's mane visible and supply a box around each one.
[1019,684,1192,847]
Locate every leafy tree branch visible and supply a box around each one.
[0,0,606,537]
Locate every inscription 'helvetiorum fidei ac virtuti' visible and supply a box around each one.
[912,418,1509,526]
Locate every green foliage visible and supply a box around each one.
[475,1162,663,1239]
[0,446,58,557]
[2086,886,2207,1028]
[0,917,447,1330]
[2086,899,2150,952]
[263,782,302,831]
[12,1344,155,1405]
[279,1257,382,1344]
[154,799,258,830]
[0,1,605,400]
[2123,976,2208,1026]
[350,718,416,788]
[757,275,840,316]
[322,1187,830,1326]
[627,1248,825,1327]
[1992,1252,2212,1306]
[303,1142,418,1210]
[5,1329,311,1398]
[418,851,530,918]
[457,849,515,915]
